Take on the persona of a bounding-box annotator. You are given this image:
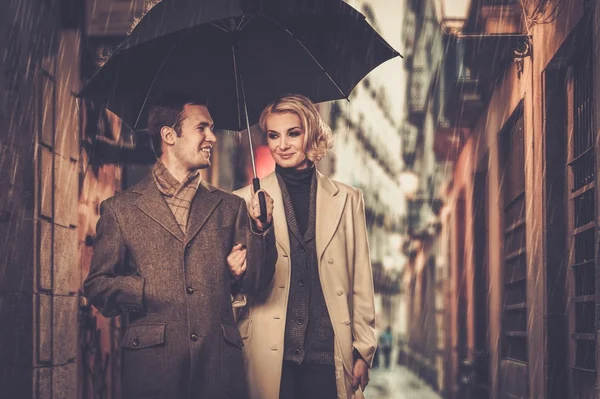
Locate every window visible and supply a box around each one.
[500,105,527,363]
[567,36,596,397]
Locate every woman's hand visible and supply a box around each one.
[249,189,274,231]
[352,357,369,392]
[227,243,247,280]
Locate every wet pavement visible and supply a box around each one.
[365,366,443,399]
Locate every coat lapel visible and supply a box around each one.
[261,172,291,256]
[315,170,347,262]
[133,175,185,242]
[185,181,222,244]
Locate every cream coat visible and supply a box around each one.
[234,170,376,399]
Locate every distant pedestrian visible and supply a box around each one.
[379,327,393,369]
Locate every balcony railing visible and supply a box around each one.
[442,36,483,129]
[408,67,427,123]
[405,195,443,240]
[401,123,419,167]
[403,9,416,60]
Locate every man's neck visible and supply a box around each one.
[159,156,195,183]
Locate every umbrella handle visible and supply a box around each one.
[253,178,268,224]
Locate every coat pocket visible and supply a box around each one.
[138,267,158,313]
[121,323,167,398]
[220,322,247,398]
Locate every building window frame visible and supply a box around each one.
[566,34,596,397]
[499,102,528,364]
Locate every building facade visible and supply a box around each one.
[397,0,451,394]
[321,0,409,347]
[402,0,600,399]
[0,0,410,397]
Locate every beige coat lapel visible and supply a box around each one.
[133,176,185,242]
[315,170,347,262]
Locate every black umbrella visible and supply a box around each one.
[79,0,401,221]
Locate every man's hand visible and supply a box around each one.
[352,358,369,392]
[249,189,274,231]
[227,244,247,280]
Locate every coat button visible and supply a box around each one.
[299,247,305,252]
[132,338,140,347]
[186,243,192,249]
[328,258,334,264]
[186,286,194,295]
[296,317,304,325]
[298,279,305,287]
[190,333,199,341]
[337,289,344,296]
[293,349,301,356]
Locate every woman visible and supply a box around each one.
[230,94,376,399]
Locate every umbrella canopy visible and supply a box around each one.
[78,0,401,131]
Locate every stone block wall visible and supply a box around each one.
[0,1,81,397]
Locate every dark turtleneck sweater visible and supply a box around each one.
[276,162,335,365]
[275,163,314,236]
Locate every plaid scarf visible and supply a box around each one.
[152,160,201,233]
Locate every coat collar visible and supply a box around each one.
[184,181,222,244]
[260,169,347,260]
[132,174,220,243]
[314,170,347,261]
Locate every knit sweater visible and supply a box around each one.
[278,167,335,365]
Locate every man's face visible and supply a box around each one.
[172,104,216,171]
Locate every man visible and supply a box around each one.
[84,94,277,399]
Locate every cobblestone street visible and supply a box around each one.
[365,366,443,399]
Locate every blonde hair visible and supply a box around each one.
[259,94,333,162]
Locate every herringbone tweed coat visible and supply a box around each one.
[84,174,277,399]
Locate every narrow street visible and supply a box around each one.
[366,366,443,399]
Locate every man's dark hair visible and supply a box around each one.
[147,93,208,157]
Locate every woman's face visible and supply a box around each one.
[265,111,309,170]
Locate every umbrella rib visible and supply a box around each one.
[260,14,349,101]
[236,15,246,31]
[132,27,195,129]
[209,21,230,33]
[237,15,255,31]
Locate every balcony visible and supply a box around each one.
[456,0,529,89]
[461,33,531,88]
[400,123,419,167]
[402,8,416,61]
[431,36,481,162]
[406,197,439,238]
[408,66,427,124]
[442,36,484,129]
[463,0,522,36]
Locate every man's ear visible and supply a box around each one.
[160,126,176,146]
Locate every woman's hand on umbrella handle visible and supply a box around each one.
[258,192,268,223]
[249,187,273,231]
[252,178,269,225]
